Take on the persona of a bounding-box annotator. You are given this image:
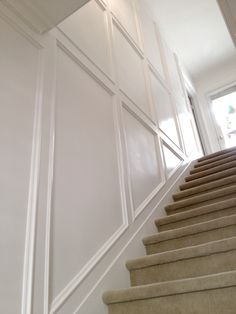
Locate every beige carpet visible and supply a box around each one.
[103,147,236,313]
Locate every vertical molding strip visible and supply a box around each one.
[43,37,58,314]
[21,49,44,314]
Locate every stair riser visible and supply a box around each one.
[173,181,236,201]
[158,207,236,232]
[146,224,236,254]
[180,168,236,190]
[191,155,236,174]
[107,286,236,314]
[130,249,236,286]
[167,194,236,215]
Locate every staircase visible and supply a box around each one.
[103,147,236,314]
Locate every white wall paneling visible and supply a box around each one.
[112,19,150,118]
[48,40,128,313]
[0,0,201,313]
[163,42,184,104]
[57,0,113,81]
[136,0,165,81]
[122,102,165,220]
[149,66,181,148]
[109,0,140,46]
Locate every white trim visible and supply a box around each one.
[56,39,116,96]
[112,14,144,59]
[159,131,186,160]
[161,140,184,180]
[21,37,45,314]
[53,29,116,94]
[43,37,58,314]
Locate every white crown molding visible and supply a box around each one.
[2,0,90,34]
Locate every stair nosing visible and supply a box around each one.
[190,155,236,174]
[127,236,236,271]
[198,147,236,162]
[186,161,236,182]
[143,213,236,246]
[165,184,236,213]
[103,271,236,305]
[180,167,236,190]
[173,174,236,201]
[156,197,236,227]
[196,151,236,167]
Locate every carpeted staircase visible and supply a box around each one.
[103,147,236,314]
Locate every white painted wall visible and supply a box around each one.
[0,1,200,313]
[194,55,236,153]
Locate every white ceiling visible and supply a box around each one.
[143,0,236,80]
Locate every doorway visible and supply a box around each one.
[210,85,236,149]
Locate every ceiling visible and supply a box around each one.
[143,0,236,81]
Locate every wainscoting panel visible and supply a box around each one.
[122,104,163,218]
[149,68,180,147]
[58,0,112,79]
[137,1,164,80]
[50,45,127,302]
[112,21,149,117]
[110,0,139,45]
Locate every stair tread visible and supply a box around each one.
[173,174,236,201]
[103,270,236,304]
[186,160,236,182]
[126,236,236,270]
[195,150,236,168]
[197,147,236,162]
[143,214,236,245]
[180,167,236,190]
[156,197,236,228]
[191,154,236,174]
[165,184,236,213]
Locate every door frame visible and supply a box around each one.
[182,73,207,155]
[206,81,236,150]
